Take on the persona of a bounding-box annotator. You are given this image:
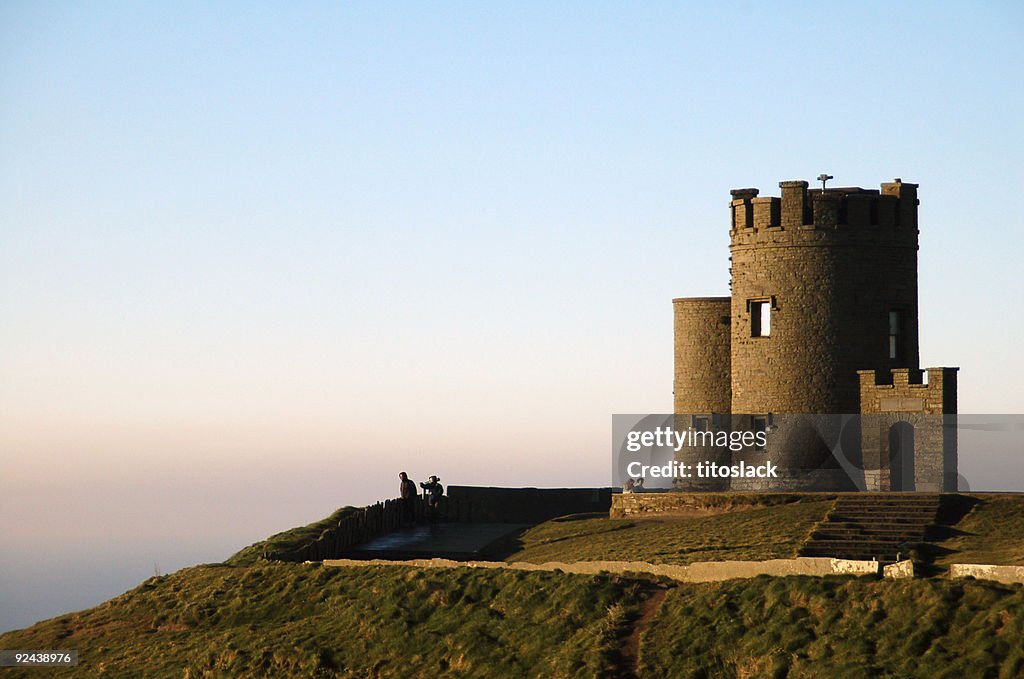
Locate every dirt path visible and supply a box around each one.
[610,584,671,678]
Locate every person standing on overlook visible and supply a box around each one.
[399,471,417,523]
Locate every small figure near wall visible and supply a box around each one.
[399,471,417,523]
[420,475,444,520]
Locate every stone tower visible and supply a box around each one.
[673,178,958,491]
[728,179,920,414]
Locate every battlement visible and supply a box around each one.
[858,367,959,415]
[859,367,958,387]
[729,179,919,244]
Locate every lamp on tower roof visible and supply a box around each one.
[817,173,834,191]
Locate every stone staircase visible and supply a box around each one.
[799,494,943,563]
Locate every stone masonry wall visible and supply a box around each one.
[673,297,731,414]
[859,368,959,492]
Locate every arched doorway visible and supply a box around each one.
[888,422,915,491]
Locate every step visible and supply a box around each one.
[813,523,930,534]
[827,513,937,522]
[799,546,899,556]
[834,494,941,501]
[836,497,939,502]
[799,549,899,562]
[833,503,939,511]
[810,531,926,542]
[808,537,925,546]
[833,501,939,508]
[797,494,947,564]
[835,501,938,506]
[799,543,910,554]
[825,520,934,530]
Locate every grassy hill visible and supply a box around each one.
[501,498,832,564]
[643,576,1024,678]
[934,495,1024,567]
[0,563,649,677]
[5,493,1024,677]
[2,563,1022,677]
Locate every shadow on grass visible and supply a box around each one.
[478,527,531,560]
[936,494,984,526]
[549,512,610,523]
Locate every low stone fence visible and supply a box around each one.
[949,564,1024,585]
[446,486,614,523]
[266,486,612,563]
[268,496,469,562]
[322,556,881,582]
[883,560,915,579]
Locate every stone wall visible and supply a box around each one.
[266,498,422,562]
[883,560,915,579]
[445,486,613,523]
[859,368,959,491]
[949,564,1024,585]
[673,297,731,415]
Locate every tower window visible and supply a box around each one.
[889,310,905,361]
[752,416,768,450]
[751,300,771,337]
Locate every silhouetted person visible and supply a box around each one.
[420,475,443,520]
[399,471,417,522]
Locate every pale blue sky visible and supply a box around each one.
[1,1,1023,631]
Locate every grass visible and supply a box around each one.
[934,495,1024,567]
[503,499,834,565]
[640,576,1024,678]
[226,506,363,565]
[5,563,1024,677]
[0,562,650,678]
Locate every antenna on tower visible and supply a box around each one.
[817,173,834,191]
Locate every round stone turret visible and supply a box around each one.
[728,179,920,415]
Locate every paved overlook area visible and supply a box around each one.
[345,522,531,561]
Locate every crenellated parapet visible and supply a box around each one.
[858,367,958,415]
[729,179,919,250]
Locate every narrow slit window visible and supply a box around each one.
[751,301,771,337]
[752,416,768,450]
[889,310,904,361]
